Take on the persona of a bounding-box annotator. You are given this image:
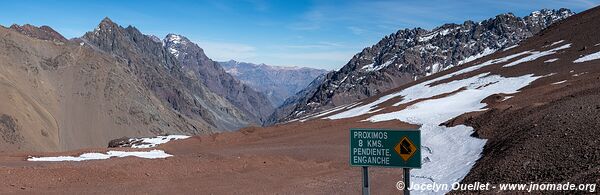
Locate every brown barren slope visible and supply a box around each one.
[0,25,212,152]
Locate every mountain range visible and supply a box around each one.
[219,60,328,107]
[0,8,578,151]
[268,8,575,124]
[2,5,598,193]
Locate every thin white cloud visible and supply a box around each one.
[287,9,325,30]
[347,26,366,35]
[280,41,344,49]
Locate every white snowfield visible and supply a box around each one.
[27,150,172,162]
[326,50,530,120]
[503,43,571,67]
[325,43,559,194]
[573,51,600,63]
[129,135,191,148]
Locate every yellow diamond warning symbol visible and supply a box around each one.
[394,136,417,161]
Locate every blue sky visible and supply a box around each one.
[1,0,598,70]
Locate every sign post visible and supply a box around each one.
[404,168,410,195]
[362,166,369,195]
[350,128,421,194]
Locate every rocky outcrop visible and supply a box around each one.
[219,60,328,107]
[163,35,274,123]
[270,8,574,124]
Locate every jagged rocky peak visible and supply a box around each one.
[9,24,67,42]
[163,33,202,59]
[83,17,177,70]
[268,8,575,124]
[165,34,187,44]
[95,17,118,32]
[162,33,213,66]
[88,17,148,42]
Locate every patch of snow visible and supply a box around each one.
[551,80,567,85]
[27,150,172,162]
[544,58,559,63]
[548,40,565,47]
[502,44,519,51]
[361,63,375,71]
[168,47,180,57]
[361,59,394,72]
[167,34,182,44]
[298,103,360,121]
[226,68,240,76]
[458,48,497,65]
[292,103,361,122]
[572,72,587,77]
[504,44,571,67]
[502,96,513,101]
[307,102,320,107]
[327,92,398,120]
[79,42,84,46]
[418,33,437,42]
[439,28,451,36]
[426,63,442,76]
[573,51,600,63]
[339,75,349,84]
[129,135,191,148]
[367,108,383,114]
[294,110,306,117]
[364,73,543,194]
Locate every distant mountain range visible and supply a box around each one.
[268,8,575,124]
[219,60,328,107]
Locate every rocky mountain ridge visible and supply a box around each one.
[269,8,575,124]
[81,18,265,130]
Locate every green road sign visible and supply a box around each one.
[350,128,421,168]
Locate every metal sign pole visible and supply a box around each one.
[404,168,410,195]
[362,166,370,195]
